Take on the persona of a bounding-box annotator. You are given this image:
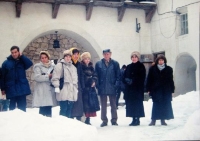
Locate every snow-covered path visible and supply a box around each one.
[0,91,199,141]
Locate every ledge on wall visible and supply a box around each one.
[0,0,156,22]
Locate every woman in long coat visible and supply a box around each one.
[51,50,78,118]
[70,48,85,120]
[146,55,175,126]
[123,51,146,126]
[32,51,57,117]
[80,52,99,125]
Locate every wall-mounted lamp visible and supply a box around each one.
[53,31,60,48]
[136,18,141,33]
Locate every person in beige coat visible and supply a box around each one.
[51,50,78,118]
[32,51,57,117]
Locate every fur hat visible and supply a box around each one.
[131,51,140,59]
[155,54,167,64]
[40,51,50,59]
[81,52,91,61]
[63,50,72,57]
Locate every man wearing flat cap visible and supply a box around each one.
[95,49,121,127]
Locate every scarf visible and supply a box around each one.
[41,60,51,68]
[157,63,165,71]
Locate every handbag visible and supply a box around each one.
[88,87,100,112]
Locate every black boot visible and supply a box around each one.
[149,119,156,126]
[85,117,91,125]
[129,117,140,126]
[161,120,167,126]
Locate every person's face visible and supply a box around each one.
[83,58,90,65]
[158,59,164,65]
[40,54,49,63]
[103,52,111,61]
[72,53,79,61]
[64,55,72,62]
[131,55,139,63]
[11,49,20,59]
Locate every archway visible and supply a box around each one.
[174,53,197,96]
[22,30,101,107]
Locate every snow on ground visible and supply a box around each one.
[0,91,199,141]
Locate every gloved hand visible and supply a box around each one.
[55,87,60,93]
[125,78,132,85]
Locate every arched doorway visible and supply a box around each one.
[23,33,100,107]
[174,53,197,96]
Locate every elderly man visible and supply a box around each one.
[95,49,121,127]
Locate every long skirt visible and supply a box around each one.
[151,100,174,120]
[126,99,145,118]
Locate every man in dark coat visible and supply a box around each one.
[1,46,33,112]
[70,48,85,120]
[146,54,175,126]
[95,49,120,127]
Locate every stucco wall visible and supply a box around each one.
[151,0,200,91]
[0,2,151,67]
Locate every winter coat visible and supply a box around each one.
[51,59,78,102]
[123,61,146,117]
[146,64,175,102]
[95,59,120,95]
[1,55,33,99]
[71,60,84,117]
[81,62,99,113]
[32,62,57,107]
[124,61,146,101]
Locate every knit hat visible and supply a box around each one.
[63,50,72,57]
[131,51,140,59]
[40,51,50,59]
[81,52,91,61]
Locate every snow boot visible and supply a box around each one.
[149,120,156,126]
[161,120,167,126]
[85,117,91,125]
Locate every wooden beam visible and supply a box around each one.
[118,5,126,22]
[145,6,156,23]
[52,2,60,19]
[16,0,22,18]
[86,2,93,21]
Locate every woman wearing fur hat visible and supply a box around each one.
[69,48,85,120]
[51,50,78,118]
[123,51,146,126]
[80,52,100,125]
[32,51,57,117]
[146,55,175,126]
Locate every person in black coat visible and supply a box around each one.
[123,51,146,126]
[146,55,175,126]
[80,52,100,125]
[70,48,85,121]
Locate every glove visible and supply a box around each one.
[55,87,60,93]
[125,78,132,85]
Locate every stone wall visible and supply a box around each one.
[23,34,85,107]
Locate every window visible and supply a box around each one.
[180,13,188,35]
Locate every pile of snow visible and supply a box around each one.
[0,110,97,141]
[0,91,199,141]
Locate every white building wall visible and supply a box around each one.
[151,0,200,91]
[0,2,151,67]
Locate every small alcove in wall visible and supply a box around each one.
[174,53,197,96]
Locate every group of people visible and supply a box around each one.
[0,46,175,127]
